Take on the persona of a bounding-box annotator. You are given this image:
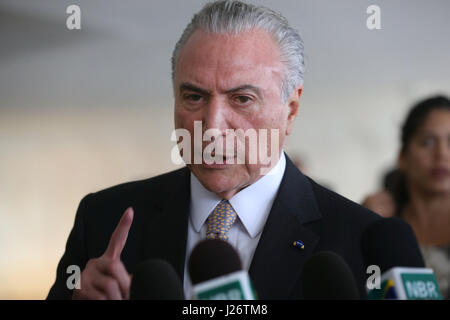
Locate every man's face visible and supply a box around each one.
[174,29,301,199]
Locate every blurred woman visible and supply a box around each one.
[363,95,450,298]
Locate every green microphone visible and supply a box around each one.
[368,267,442,300]
[188,239,257,300]
[362,218,442,300]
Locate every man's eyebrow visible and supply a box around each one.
[179,83,262,98]
[179,83,210,96]
[225,85,262,97]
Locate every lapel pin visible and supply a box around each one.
[293,240,305,250]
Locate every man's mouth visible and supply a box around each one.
[201,153,237,167]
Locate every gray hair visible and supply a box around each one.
[171,0,305,103]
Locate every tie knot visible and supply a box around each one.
[206,200,237,241]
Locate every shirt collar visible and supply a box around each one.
[190,152,286,238]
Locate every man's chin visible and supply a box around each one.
[187,162,235,173]
[188,164,246,198]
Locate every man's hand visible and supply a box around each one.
[72,207,134,300]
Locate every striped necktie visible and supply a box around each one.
[206,200,237,241]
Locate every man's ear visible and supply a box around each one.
[285,85,303,136]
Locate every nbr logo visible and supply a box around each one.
[403,274,441,299]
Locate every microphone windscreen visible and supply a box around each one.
[130,259,184,300]
[361,217,425,273]
[301,251,359,299]
[188,239,242,285]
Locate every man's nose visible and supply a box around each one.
[203,97,230,133]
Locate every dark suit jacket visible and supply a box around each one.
[47,155,413,299]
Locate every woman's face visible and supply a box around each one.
[399,109,450,195]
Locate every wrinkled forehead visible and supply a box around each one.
[175,29,284,90]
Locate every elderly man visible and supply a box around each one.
[47,0,422,300]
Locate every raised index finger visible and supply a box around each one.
[104,207,134,260]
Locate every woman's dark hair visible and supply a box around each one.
[382,168,409,217]
[391,95,450,216]
[400,95,450,152]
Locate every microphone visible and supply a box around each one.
[361,218,442,299]
[188,239,256,300]
[301,251,360,299]
[361,217,425,272]
[130,259,184,300]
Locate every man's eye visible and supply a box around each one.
[184,94,203,102]
[234,96,253,104]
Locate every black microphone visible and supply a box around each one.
[188,239,256,299]
[361,218,442,300]
[361,217,425,272]
[130,259,184,300]
[189,239,241,285]
[301,251,360,299]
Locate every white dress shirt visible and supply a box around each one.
[183,152,286,299]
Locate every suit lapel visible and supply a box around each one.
[138,157,322,297]
[249,155,322,299]
[141,167,191,282]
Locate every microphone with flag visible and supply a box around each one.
[361,218,442,300]
[368,267,442,300]
[188,239,256,300]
